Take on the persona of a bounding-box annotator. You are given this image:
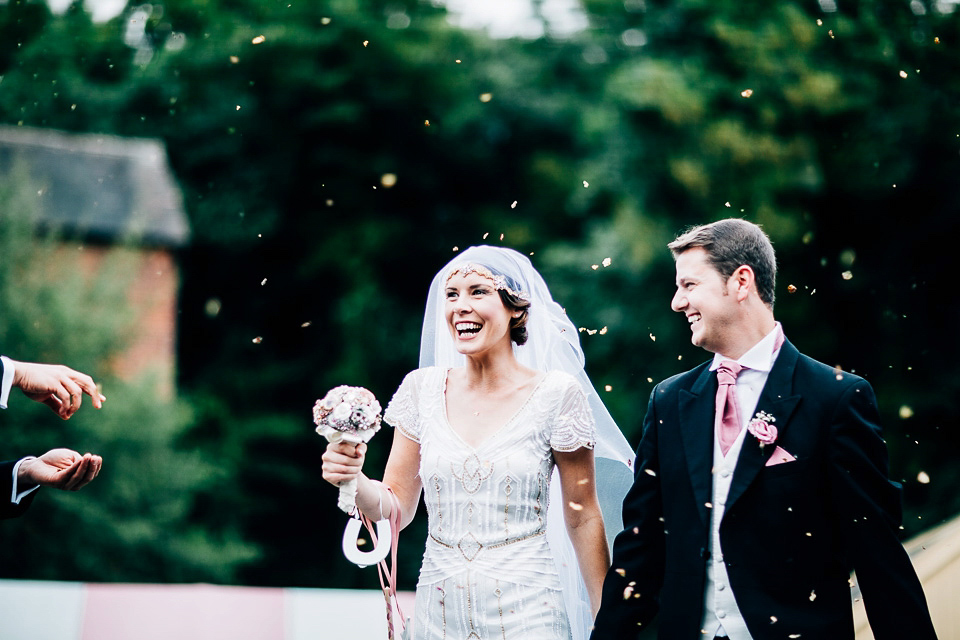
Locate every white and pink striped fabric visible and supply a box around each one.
[0,580,415,639]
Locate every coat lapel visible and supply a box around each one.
[679,365,718,529]
[726,340,802,511]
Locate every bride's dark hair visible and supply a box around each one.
[498,289,531,345]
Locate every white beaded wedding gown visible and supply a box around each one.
[383,366,596,640]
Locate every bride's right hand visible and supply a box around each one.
[321,441,367,487]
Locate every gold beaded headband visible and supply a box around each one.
[445,263,530,301]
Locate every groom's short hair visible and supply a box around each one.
[668,218,777,306]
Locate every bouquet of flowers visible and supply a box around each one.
[313,385,383,514]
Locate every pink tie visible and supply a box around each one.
[716,360,745,456]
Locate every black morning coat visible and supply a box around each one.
[591,339,938,640]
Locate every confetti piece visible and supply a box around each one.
[615,568,626,577]
[479,93,493,102]
[357,537,367,547]
[787,284,797,293]
[771,616,778,623]
[599,326,608,335]
[301,321,312,328]
[899,405,914,419]
[644,468,657,476]
[577,478,589,485]
[582,181,589,188]
[381,173,397,188]
[483,232,489,239]
[591,264,599,270]
[817,18,823,25]
[647,377,653,383]
[511,201,517,209]
[917,471,930,484]
[500,233,504,240]
[363,40,369,47]
[841,271,853,280]
[623,585,634,600]
[828,29,834,38]
[568,501,584,511]
[325,199,334,207]
[705,502,713,509]
[899,70,908,78]
[424,119,430,126]
[740,89,754,98]
[602,257,612,267]
[321,17,331,25]
[452,246,459,252]
[252,336,263,344]
[260,278,267,286]
[649,333,656,342]
[604,385,613,392]
[724,202,731,207]
[252,35,265,44]
[230,56,239,63]
[934,37,940,44]
[236,105,241,110]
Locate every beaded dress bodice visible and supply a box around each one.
[383,367,596,633]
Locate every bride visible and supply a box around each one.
[322,246,634,639]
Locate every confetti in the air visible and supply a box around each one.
[252,35,266,44]
[900,405,914,419]
[787,284,797,293]
[568,501,584,511]
[230,56,239,63]
[500,233,504,241]
[511,201,517,209]
[363,40,369,47]
[724,202,731,207]
[479,93,493,102]
[424,119,430,126]
[483,232,489,239]
[615,568,626,577]
[252,336,263,344]
[810,590,817,601]
[841,271,853,280]
[381,173,397,188]
[917,471,930,484]
[644,468,657,477]
[452,246,459,252]
[599,326,608,335]
[325,199,334,207]
[650,333,656,342]
[301,321,312,328]
[591,264,599,270]
[602,257,612,267]
[455,59,461,63]
[604,385,613,392]
[582,181,589,188]
[741,89,754,98]
[900,70,908,78]
[321,17,331,25]
[260,278,267,286]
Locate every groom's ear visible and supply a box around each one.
[731,265,756,302]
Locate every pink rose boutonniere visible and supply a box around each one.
[747,411,777,447]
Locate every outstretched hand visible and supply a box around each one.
[18,449,103,491]
[11,360,105,419]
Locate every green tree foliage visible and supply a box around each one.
[0,0,957,589]
[0,172,256,581]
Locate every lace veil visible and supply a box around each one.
[419,245,635,640]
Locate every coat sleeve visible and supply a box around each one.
[590,387,664,638]
[0,459,36,520]
[827,379,937,640]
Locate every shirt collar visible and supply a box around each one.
[710,322,784,373]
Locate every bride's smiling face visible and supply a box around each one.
[445,271,514,356]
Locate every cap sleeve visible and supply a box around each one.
[383,369,424,443]
[550,374,597,452]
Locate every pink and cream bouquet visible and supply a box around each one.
[313,385,383,514]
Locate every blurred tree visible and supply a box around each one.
[0,169,256,582]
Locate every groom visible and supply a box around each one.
[591,219,937,639]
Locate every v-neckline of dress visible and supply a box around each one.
[441,368,551,452]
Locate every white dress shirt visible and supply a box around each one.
[700,323,784,640]
[1,355,40,504]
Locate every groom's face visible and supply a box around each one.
[671,247,740,355]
